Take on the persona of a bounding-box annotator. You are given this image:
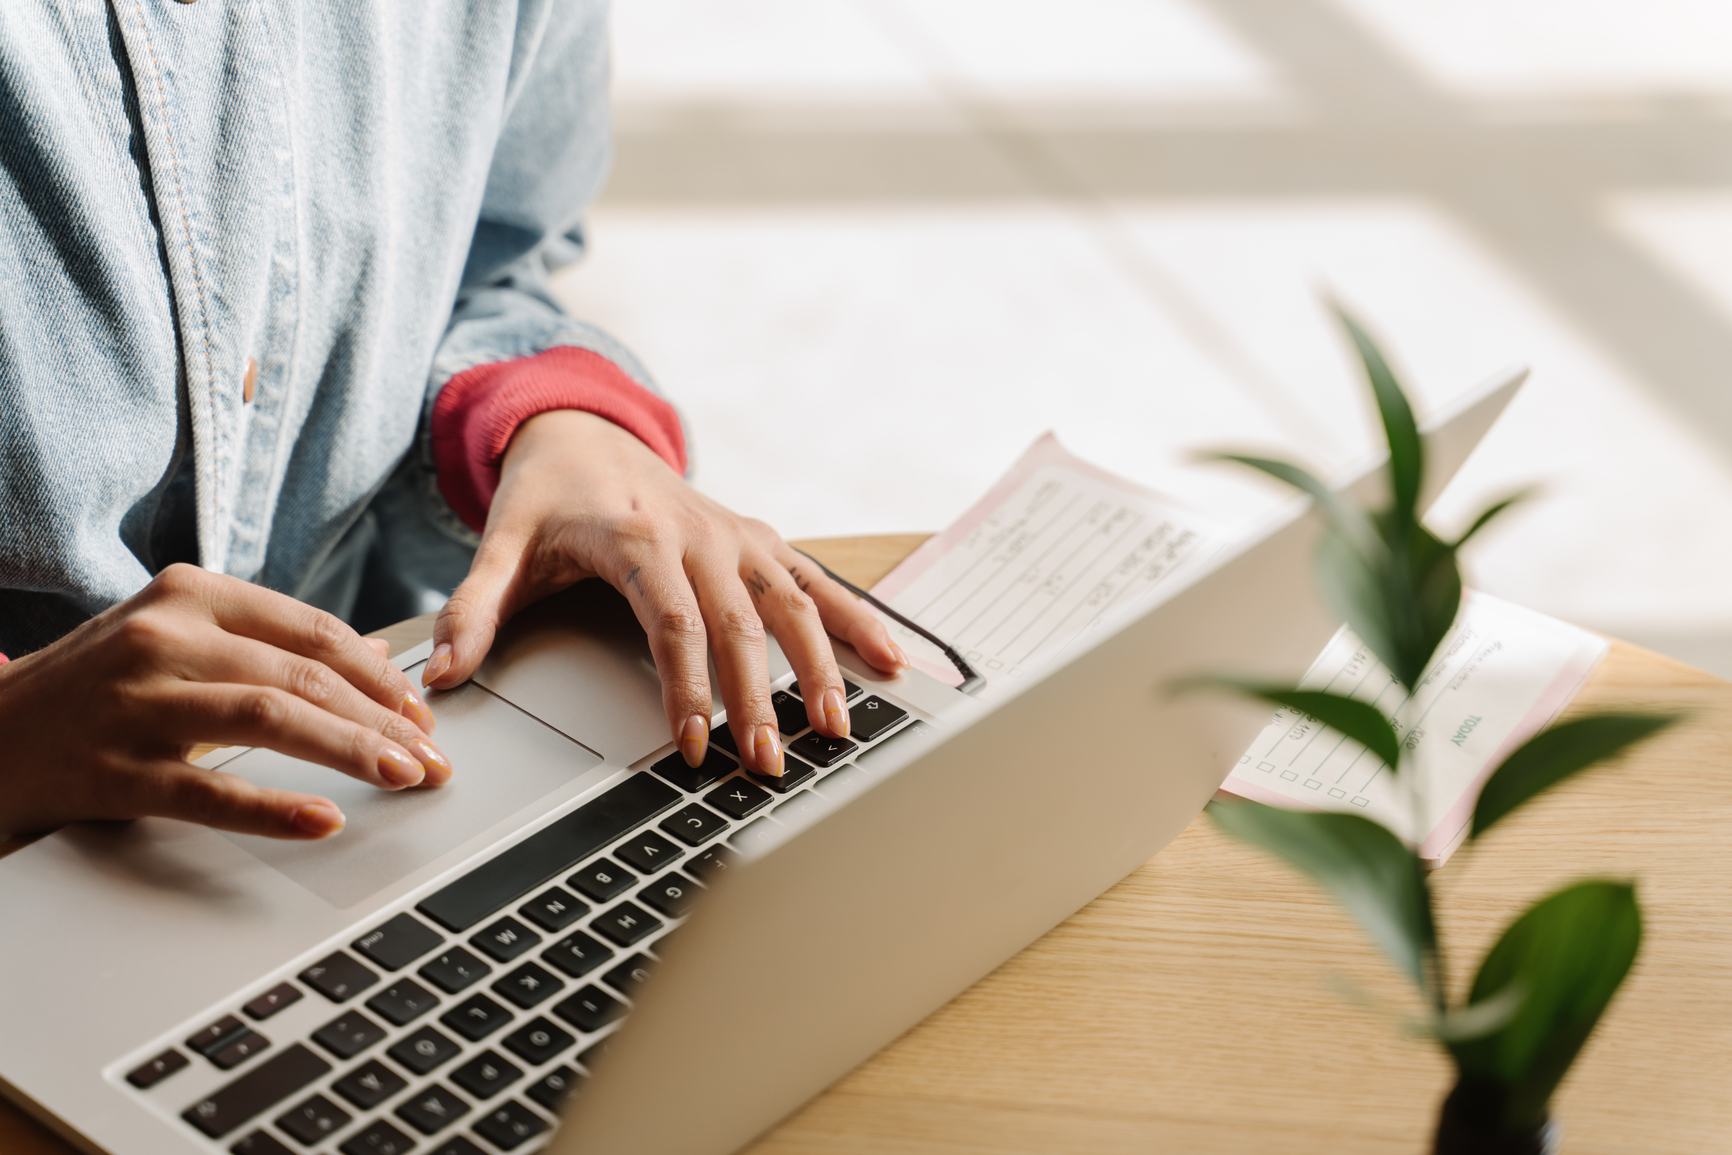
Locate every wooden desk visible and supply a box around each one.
[5,535,1728,1154]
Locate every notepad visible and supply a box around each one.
[870,432,1225,696]
[873,432,1608,865]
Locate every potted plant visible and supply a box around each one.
[1192,308,1675,1153]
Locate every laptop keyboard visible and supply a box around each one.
[124,681,930,1154]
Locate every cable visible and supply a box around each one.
[793,549,987,696]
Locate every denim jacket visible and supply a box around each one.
[0,0,655,654]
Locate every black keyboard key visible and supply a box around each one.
[332,1058,408,1111]
[566,858,635,903]
[703,777,771,820]
[749,753,815,794]
[849,695,909,743]
[649,745,734,793]
[353,913,445,972]
[182,1045,333,1139]
[366,978,440,1026]
[614,829,681,874]
[685,843,738,882]
[275,1092,351,1146]
[128,1048,189,1089]
[788,731,855,768]
[525,1066,582,1113]
[787,678,861,702]
[300,952,379,1004]
[232,1130,294,1155]
[187,1015,247,1056]
[474,1101,548,1150]
[553,985,627,1033]
[518,886,588,933]
[312,1011,387,1060]
[601,954,654,996]
[388,1026,462,1076]
[451,1050,522,1099]
[856,719,932,769]
[543,931,614,979]
[243,983,303,1021]
[419,947,492,994]
[417,773,681,932]
[658,802,728,846]
[338,1118,415,1155]
[770,689,808,736]
[774,791,826,825]
[709,725,738,757]
[592,900,661,947]
[638,873,699,918]
[493,961,564,1009]
[396,1083,471,1136]
[441,993,513,1042]
[429,1139,486,1155]
[730,816,781,855]
[211,1031,271,1070]
[470,916,541,963]
[501,1017,575,1066]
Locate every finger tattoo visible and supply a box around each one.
[747,569,771,600]
[788,565,812,593]
[625,566,645,597]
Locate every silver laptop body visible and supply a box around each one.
[0,370,1523,1155]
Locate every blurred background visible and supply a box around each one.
[552,0,1732,677]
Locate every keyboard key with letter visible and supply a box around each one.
[275,1092,351,1146]
[492,961,564,1009]
[703,777,771,820]
[470,916,541,963]
[518,886,588,933]
[388,1026,461,1076]
[649,745,735,793]
[639,873,699,918]
[526,1066,582,1113]
[658,802,728,846]
[337,1118,415,1155]
[419,947,492,994]
[299,953,379,1004]
[441,993,514,1042]
[614,829,680,874]
[396,1083,471,1135]
[592,901,661,947]
[352,913,445,972]
[474,1100,548,1151]
[788,731,855,768]
[332,1058,408,1111]
[749,754,815,793]
[312,1011,387,1060]
[366,978,440,1026]
[501,1017,575,1066]
[686,844,738,881]
[452,1049,522,1099]
[567,858,634,903]
[543,930,614,979]
[553,985,627,1033]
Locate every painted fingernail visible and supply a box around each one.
[823,688,849,738]
[406,739,454,786]
[378,747,425,788]
[422,644,452,688]
[680,714,709,768]
[401,688,436,733]
[755,724,783,777]
[890,643,911,669]
[294,802,345,837]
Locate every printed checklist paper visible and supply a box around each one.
[1222,592,1606,864]
[870,433,1224,695]
[874,432,1608,866]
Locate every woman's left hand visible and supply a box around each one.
[423,410,909,777]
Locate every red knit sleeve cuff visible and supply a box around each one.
[431,346,688,533]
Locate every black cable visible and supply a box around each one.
[793,548,987,696]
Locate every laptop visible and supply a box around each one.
[0,368,1525,1155]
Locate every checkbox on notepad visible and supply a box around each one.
[1239,755,1250,764]
[1279,770,1299,781]
[1303,780,1321,790]
[1328,788,1347,799]
[1351,797,1370,807]
[1258,761,1275,772]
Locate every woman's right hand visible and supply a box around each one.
[0,563,453,841]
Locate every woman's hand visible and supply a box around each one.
[425,410,909,776]
[0,565,452,840]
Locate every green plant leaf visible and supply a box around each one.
[1472,714,1678,839]
[1208,800,1436,999]
[1210,453,1382,557]
[1453,491,1530,550]
[1183,679,1401,774]
[1335,303,1424,521]
[1315,528,1402,683]
[1446,881,1641,1133]
[1404,523,1463,690]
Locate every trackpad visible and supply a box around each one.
[219,681,604,908]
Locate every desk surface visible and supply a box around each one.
[4,535,1728,1155]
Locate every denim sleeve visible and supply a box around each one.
[412,0,674,548]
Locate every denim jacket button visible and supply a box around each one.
[242,358,258,403]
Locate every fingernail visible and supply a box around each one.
[754,724,783,777]
[890,643,911,669]
[294,802,345,837]
[680,714,709,768]
[823,688,849,738]
[378,747,425,788]
[406,739,454,786]
[401,688,436,733]
[422,644,452,688]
